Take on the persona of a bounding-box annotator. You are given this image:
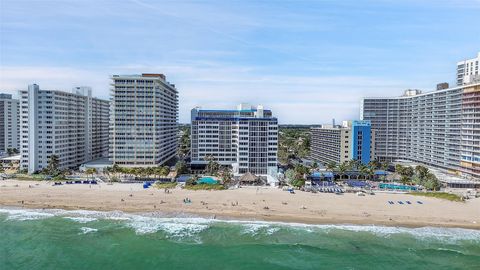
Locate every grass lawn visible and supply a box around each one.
[409,192,463,202]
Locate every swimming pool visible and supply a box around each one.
[197,177,219,185]
[379,183,417,191]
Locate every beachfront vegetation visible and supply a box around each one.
[46,154,60,176]
[409,192,463,202]
[104,165,171,181]
[175,160,188,174]
[154,182,177,189]
[184,183,225,190]
[396,165,441,190]
[178,125,190,160]
[278,127,310,165]
[204,155,220,175]
[85,168,97,180]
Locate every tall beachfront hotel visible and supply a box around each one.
[310,120,375,165]
[190,104,278,176]
[0,93,19,155]
[19,85,109,174]
[109,74,178,167]
[361,82,480,178]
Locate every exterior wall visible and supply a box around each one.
[19,84,109,173]
[457,52,480,86]
[310,120,374,165]
[362,83,480,178]
[0,94,19,153]
[350,120,372,164]
[190,105,278,176]
[109,74,178,167]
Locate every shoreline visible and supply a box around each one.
[1,180,479,230]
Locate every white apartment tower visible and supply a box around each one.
[191,104,278,176]
[109,74,178,167]
[19,84,110,173]
[0,93,19,154]
[457,52,480,86]
[361,83,480,178]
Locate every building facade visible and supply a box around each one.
[361,83,480,178]
[457,52,480,86]
[310,120,375,165]
[19,84,109,173]
[109,74,178,167]
[191,104,278,176]
[0,93,19,155]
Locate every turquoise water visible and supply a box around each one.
[197,177,218,184]
[379,183,417,191]
[1,208,479,270]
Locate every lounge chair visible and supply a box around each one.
[417,201,423,204]
[398,201,404,204]
[406,201,411,204]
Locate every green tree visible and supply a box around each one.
[47,155,60,176]
[219,167,233,186]
[0,162,4,173]
[175,160,188,174]
[85,168,97,180]
[205,155,220,175]
[285,169,296,184]
[160,166,170,177]
[325,161,337,172]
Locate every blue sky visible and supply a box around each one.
[1,0,479,123]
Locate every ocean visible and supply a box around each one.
[1,208,479,270]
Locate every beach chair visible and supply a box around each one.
[398,201,404,204]
[406,201,411,204]
[417,201,423,204]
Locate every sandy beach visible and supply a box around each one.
[1,180,479,229]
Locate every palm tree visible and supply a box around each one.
[85,168,97,180]
[337,162,348,180]
[325,161,337,172]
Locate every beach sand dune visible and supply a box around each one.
[1,180,479,229]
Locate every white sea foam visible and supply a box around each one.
[80,227,98,234]
[63,217,97,223]
[1,207,479,242]
[0,208,55,221]
[127,216,210,237]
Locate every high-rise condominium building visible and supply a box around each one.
[0,93,19,154]
[361,82,480,178]
[191,104,278,176]
[457,52,480,86]
[109,74,178,167]
[19,84,110,173]
[310,120,375,165]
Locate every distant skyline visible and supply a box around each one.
[1,0,479,124]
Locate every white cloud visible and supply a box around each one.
[0,64,407,124]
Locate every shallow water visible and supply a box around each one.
[1,208,479,270]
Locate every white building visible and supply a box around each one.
[0,94,19,155]
[457,52,480,86]
[361,82,480,178]
[191,104,278,176]
[109,73,178,167]
[19,84,110,174]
